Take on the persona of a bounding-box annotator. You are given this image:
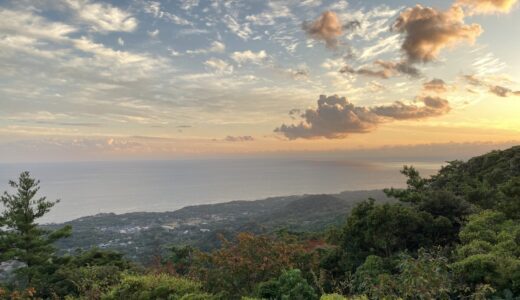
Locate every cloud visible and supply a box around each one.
[204,58,233,74]
[464,74,485,86]
[186,41,226,55]
[340,60,420,79]
[358,34,402,61]
[117,37,124,46]
[148,29,159,38]
[288,68,309,80]
[489,85,520,97]
[393,5,482,63]
[180,0,199,11]
[0,8,161,77]
[176,28,209,36]
[223,15,252,40]
[423,78,448,93]
[472,51,506,75]
[340,65,392,79]
[245,1,294,26]
[288,109,301,119]
[275,94,451,139]
[376,60,421,77]
[343,20,362,32]
[142,1,191,25]
[456,0,518,14]
[224,135,255,142]
[303,11,343,48]
[0,9,76,42]
[231,50,268,65]
[64,0,137,32]
[371,96,450,120]
[169,48,182,56]
[463,74,520,97]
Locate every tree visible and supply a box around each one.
[331,200,447,269]
[255,269,319,300]
[452,210,520,296]
[396,250,453,299]
[190,232,317,298]
[0,171,71,287]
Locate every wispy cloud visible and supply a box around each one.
[204,58,234,74]
[456,0,518,14]
[231,50,268,65]
[142,0,192,25]
[186,41,226,55]
[224,135,254,142]
[463,74,520,97]
[65,0,138,32]
[340,60,420,79]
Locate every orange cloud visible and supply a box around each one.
[423,78,448,93]
[340,60,420,79]
[303,11,343,48]
[393,5,482,63]
[457,0,518,14]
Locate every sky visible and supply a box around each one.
[0,0,519,162]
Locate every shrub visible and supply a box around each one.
[102,273,212,300]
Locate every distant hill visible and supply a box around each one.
[47,190,389,263]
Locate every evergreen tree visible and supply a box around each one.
[0,171,71,287]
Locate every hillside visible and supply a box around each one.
[425,145,520,215]
[431,145,520,188]
[48,190,389,262]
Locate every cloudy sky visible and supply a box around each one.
[1,0,519,162]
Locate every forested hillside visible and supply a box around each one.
[1,146,519,299]
[46,190,388,263]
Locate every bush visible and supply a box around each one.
[102,274,213,300]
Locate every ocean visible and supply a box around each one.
[0,157,442,223]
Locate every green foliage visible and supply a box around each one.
[384,166,428,204]
[0,171,71,288]
[167,245,195,276]
[43,248,134,298]
[53,265,122,299]
[325,199,456,280]
[395,250,452,299]
[102,273,211,300]
[452,210,520,296]
[320,294,347,300]
[388,146,520,219]
[497,176,520,219]
[351,250,453,299]
[385,169,474,244]
[254,269,318,300]
[352,255,393,295]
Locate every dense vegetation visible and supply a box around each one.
[1,145,519,299]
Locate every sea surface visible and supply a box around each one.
[0,158,442,223]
